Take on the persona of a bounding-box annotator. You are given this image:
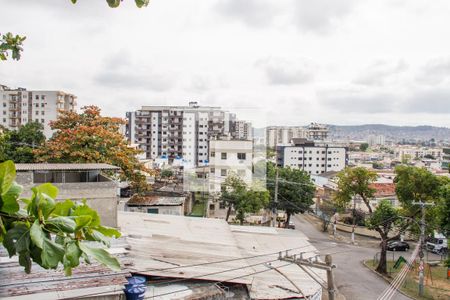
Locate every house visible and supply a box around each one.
[15,163,120,227]
[126,191,189,216]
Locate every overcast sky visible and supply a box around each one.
[1,0,450,127]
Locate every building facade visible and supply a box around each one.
[126,102,251,167]
[208,138,253,193]
[266,123,329,148]
[277,139,347,175]
[0,84,77,138]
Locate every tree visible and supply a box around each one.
[0,32,25,61]
[34,106,150,193]
[160,169,174,179]
[334,167,399,274]
[436,178,450,236]
[365,200,399,274]
[360,143,369,152]
[220,175,270,224]
[0,160,121,275]
[267,162,315,226]
[0,122,46,163]
[394,165,442,236]
[220,175,247,222]
[71,0,150,8]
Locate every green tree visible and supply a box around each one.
[220,175,247,222]
[0,161,121,275]
[365,200,399,274]
[436,178,450,236]
[360,143,369,151]
[0,122,46,163]
[220,175,270,224]
[334,167,399,274]
[267,162,315,226]
[160,169,174,179]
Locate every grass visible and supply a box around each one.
[189,192,208,217]
[366,259,450,300]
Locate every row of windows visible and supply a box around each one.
[289,150,342,154]
[210,152,246,160]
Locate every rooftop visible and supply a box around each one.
[15,163,120,171]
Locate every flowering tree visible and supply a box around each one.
[35,106,150,192]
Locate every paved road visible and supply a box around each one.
[292,214,412,300]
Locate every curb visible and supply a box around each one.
[361,260,414,300]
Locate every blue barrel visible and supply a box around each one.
[124,276,147,300]
[124,284,146,300]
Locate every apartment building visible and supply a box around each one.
[367,134,386,146]
[126,102,251,167]
[234,120,252,140]
[277,138,347,175]
[394,146,442,161]
[266,123,329,148]
[0,84,77,138]
[208,138,253,193]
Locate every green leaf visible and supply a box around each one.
[73,215,93,231]
[86,229,110,247]
[0,160,16,195]
[30,220,45,249]
[70,0,77,3]
[3,222,30,257]
[94,226,121,238]
[18,252,32,274]
[135,0,150,8]
[53,199,74,216]
[106,0,121,8]
[46,216,77,233]
[41,238,65,269]
[73,204,101,227]
[1,182,23,214]
[35,183,59,199]
[79,242,121,271]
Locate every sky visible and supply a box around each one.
[1,0,450,128]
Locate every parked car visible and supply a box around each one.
[386,241,410,251]
[286,221,295,229]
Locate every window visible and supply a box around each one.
[211,151,215,157]
[2,103,5,107]
[41,119,45,123]
[237,153,246,160]
[35,111,39,115]
[35,103,39,108]
[221,153,227,160]
[35,95,39,100]
[41,95,45,100]
[41,111,45,115]
[210,167,215,173]
[221,169,227,176]
[41,103,44,107]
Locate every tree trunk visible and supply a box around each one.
[225,206,231,221]
[376,237,388,275]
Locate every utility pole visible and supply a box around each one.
[272,166,279,227]
[279,251,336,300]
[412,200,433,297]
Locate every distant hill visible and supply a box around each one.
[328,124,450,142]
[254,124,450,142]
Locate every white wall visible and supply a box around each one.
[283,146,346,175]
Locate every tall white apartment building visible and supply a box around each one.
[0,84,77,138]
[234,120,252,140]
[266,123,329,148]
[208,138,253,193]
[126,102,251,167]
[277,138,347,175]
[367,134,386,146]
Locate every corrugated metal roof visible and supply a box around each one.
[118,212,324,299]
[15,163,120,171]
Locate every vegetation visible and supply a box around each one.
[0,32,25,61]
[220,175,270,224]
[360,143,369,151]
[366,259,450,300]
[267,162,315,225]
[160,169,174,179]
[334,167,398,275]
[34,106,150,193]
[0,161,121,275]
[0,122,45,163]
[71,0,150,8]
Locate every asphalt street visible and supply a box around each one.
[292,214,415,300]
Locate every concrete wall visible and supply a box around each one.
[16,171,118,227]
[127,205,183,216]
